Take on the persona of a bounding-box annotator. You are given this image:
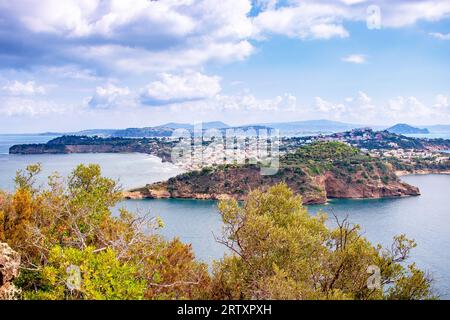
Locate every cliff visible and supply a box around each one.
[126,142,420,205]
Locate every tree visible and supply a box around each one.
[0,164,209,300]
[24,246,146,300]
[211,183,434,300]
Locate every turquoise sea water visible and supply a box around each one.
[0,134,58,154]
[1,135,450,297]
[404,133,450,140]
[0,135,183,190]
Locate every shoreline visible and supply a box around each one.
[396,170,450,176]
[123,169,450,205]
[122,191,422,205]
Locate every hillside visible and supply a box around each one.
[126,142,420,204]
[387,124,430,134]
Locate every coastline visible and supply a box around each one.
[396,169,450,176]
[122,190,421,205]
[122,173,423,205]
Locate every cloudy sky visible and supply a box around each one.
[1,0,450,133]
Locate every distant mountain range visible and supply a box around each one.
[38,120,450,138]
[155,121,229,130]
[41,122,266,138]
[387,124,430,135]
[254,119,368,134]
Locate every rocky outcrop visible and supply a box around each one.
[0,242,21,300]
[323,172,420,200]
[127,163,420,205]
[124,182,171,199]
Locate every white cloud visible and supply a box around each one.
[434,94,449,109]
[314,97,346,114]
[381,1,450,28]
[167,92,298,118]
[216,93,297,112]
[340,0,367,4]
[430,32,450,40]
[2,80,46,95]
[2,0,450,76]
[253,0,278,11]
[0,97,68,116]
[386,96,432,120]
[88,83,131,109]
[141,72,222,105]
[252,3,351,40]
[309,24,349,39]
[309,92,450,124]
[46,65,101,81]
[0,0,255,74]
[253,0,450,41]
[342,54,367,64]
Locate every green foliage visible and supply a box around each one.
[212,183,434,300]
[25,246,146,300]
[0,164,209,300]
[282,142,375,178]
[295,141,360,160]
[14,163,42,192]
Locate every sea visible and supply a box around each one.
[404,133,450,140]
[1,134,450,298]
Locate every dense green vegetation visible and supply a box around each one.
[386,155,450,172]
[286,141,360,161]
[0,164,433,300]
[281,141,396,183]
[0,164,209,300]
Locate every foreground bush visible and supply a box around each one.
[0,164,434,300]
[0,164,209,299]
[211,184,434,300]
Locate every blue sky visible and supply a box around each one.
[1,0,450,133]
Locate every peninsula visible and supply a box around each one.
[124,142,421,205]
[9,135,175,162]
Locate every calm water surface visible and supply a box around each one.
[0,135,183,190]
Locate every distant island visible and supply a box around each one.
[387,123,430,135]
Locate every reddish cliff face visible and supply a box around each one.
[323,172,420,200]
[126,164,420,205]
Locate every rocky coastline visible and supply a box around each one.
[124,166,421,205]
[396,169,450,176]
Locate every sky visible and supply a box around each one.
[1,0,450,133]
